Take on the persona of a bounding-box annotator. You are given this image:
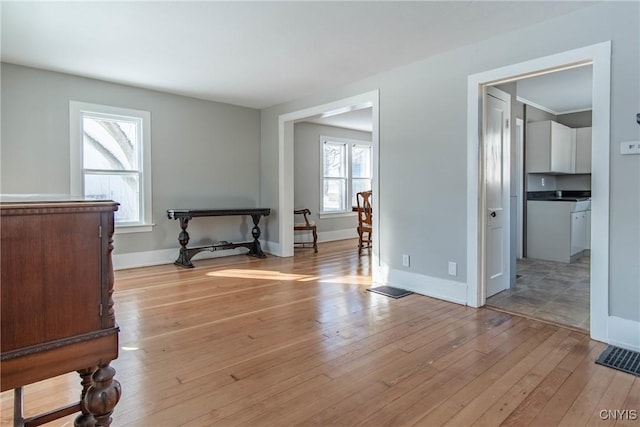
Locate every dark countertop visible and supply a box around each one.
[527,191,591,202]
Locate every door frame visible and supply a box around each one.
[277,90,380,266]
[466,41,611,343]
[515,118,524,259]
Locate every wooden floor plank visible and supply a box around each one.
[586,371,636,426]
[529,341,609,426]
[1,239,636,427]
[359,322,556,426]
[557,362,617,426]
[499,333,592,426]
[470,330,584,426]
[614,378,640,427]
[439,327,573,426]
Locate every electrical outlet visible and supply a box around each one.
[402,254,410,267]
[448,261,457,276]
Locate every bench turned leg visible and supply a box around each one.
[175,217,196,268]
[249,214,267,258]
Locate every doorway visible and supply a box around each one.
[278,91,380,278]
[485,70,593,330]
[293,108,374,248]
[466,42,611,343]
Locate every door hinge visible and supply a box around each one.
[99,303,103,316]
[98,225,102,238]
[506,118,510,129]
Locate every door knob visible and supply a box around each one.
[490,211,497,218]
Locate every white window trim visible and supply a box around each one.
[70,101,153,233]
[319,135,372,214]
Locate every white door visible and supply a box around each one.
[483,86,511,298]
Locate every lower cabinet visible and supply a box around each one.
[527,201,590,263]
[571,211,587,256]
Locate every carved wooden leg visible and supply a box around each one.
[178,217,191,249]
[248,214,267,258]
[175,217,195,267]
[312,227,318,253]
[74,368,96,427]
[83,363,121,427]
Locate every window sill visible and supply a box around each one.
[114,224,155,234]
[319,212,357,219]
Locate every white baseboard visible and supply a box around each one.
[293,228,356,244]
[318,229,358,243]
[266,230,355,258]
[113,246,254,270]
[377,263,468,305]
[263,240,282,257]
[607,316,640,351]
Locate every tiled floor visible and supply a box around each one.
[486,255,590,331]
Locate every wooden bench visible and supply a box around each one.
[167,208,271,268]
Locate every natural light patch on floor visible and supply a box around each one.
[205,269,311,281]
[320,275,371,286]
[205,269,370,286]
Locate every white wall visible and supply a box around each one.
[294,122,371,241]
[1,63,262,264]
[260,2,640,323]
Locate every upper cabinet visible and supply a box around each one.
[526,120,591,174]
[574,127,592,173]
[527,120,573,173]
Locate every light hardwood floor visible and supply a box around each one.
[2,239,638,426]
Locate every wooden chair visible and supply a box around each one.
[294,209,318,253]
[356,191,373,252]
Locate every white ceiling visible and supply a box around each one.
[1,1,598,110]
[516,65,593,115]
[307,108,373,132]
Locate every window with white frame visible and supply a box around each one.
[70,101,152,233]
[321,136,372,213]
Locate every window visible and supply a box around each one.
[70,101,152,233]
[321,136,372,214]
[351,144,373,206]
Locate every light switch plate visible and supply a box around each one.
[620,141,640,155]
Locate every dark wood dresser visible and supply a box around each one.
[1,200,121,427]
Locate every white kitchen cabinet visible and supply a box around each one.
[571,211,587,255]
[527,120,574,173]
[575,127,592,173]
[527,200,590,263]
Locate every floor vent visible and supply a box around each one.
[367,286,413,299]
[596,345,640,376]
